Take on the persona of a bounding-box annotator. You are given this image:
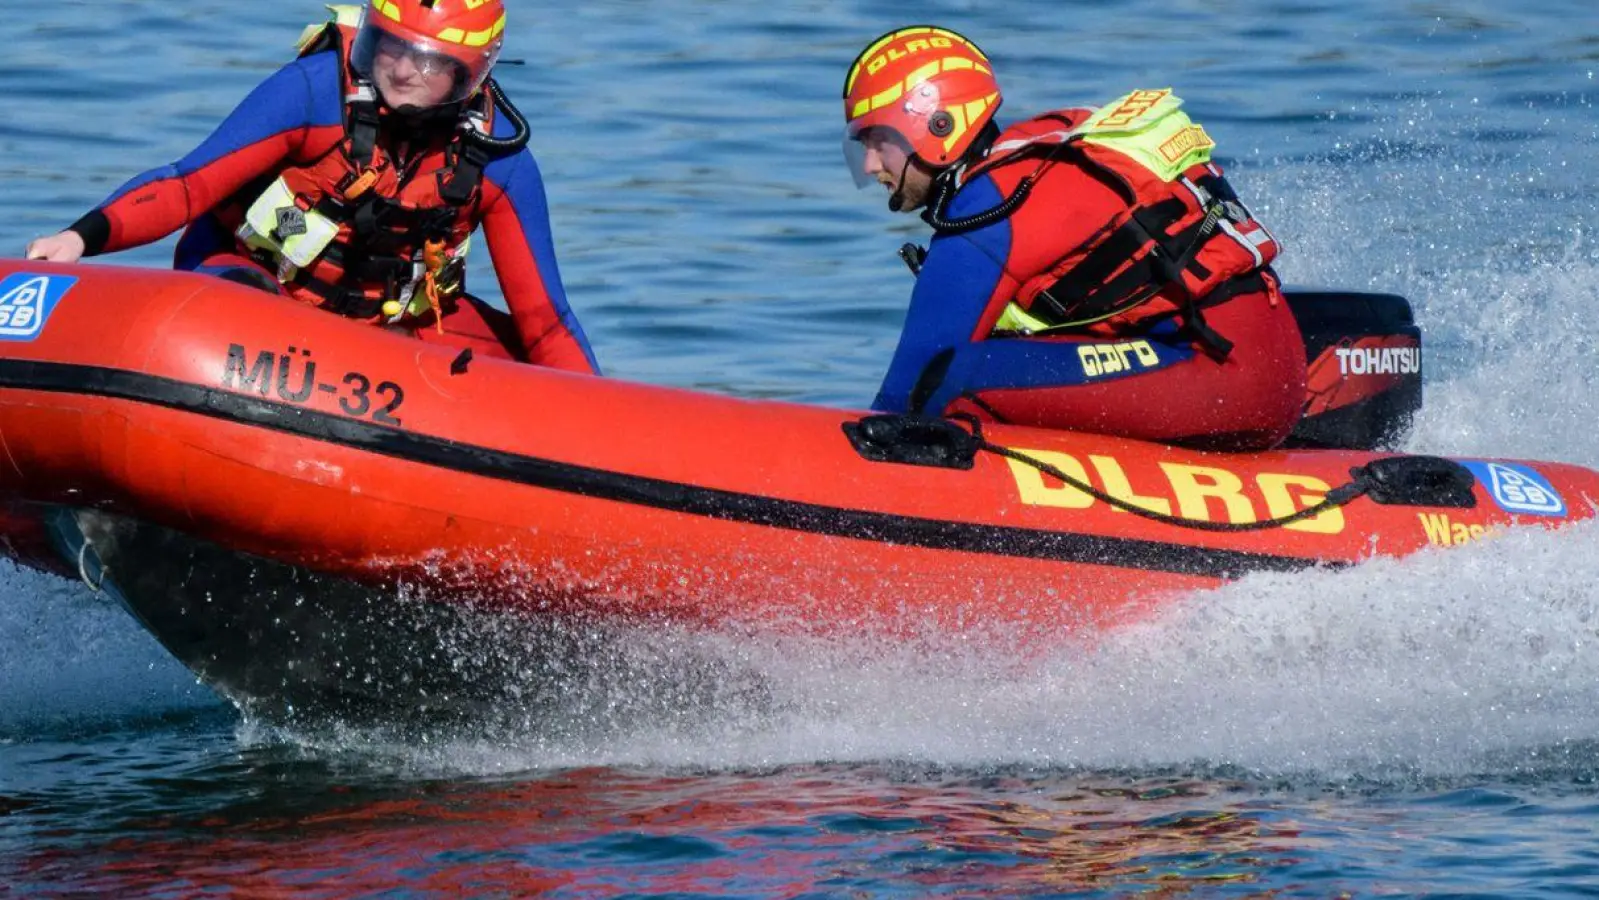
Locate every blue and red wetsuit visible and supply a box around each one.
[68,49,598,374]
[874,111,1306,450]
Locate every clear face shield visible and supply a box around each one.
[842,125,916,190]
[350,19,497,109]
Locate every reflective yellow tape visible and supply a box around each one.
[438,14,505,48]
[905,61,939,91]
[964,95,993,125]
[942,106,969,152]
[869,83,904,112]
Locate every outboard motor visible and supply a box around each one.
[1282,289,1422,451]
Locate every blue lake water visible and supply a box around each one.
[5,0,1599,895]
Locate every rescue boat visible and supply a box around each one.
[0,259,1592,723]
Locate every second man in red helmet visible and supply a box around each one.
[844,27,1305,450]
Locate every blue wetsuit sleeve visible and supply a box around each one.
[872,176,1013,412]
[483,144,601,374]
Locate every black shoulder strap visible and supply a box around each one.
[439,139,490,207]
[303,21,381,171]
[346,92,381,170]
[437,92,500,208]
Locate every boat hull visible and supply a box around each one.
[0,260,1594,717]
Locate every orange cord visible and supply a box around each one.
[423,238,448,333]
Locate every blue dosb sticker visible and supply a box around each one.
[1462,461,1567,517]
[0,272,76,341]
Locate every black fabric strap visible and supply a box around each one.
[246,247,383,318]
[1192,269,1270,311]
[1032,192,1195,322]
[292,274,384,318]
[1032,218,1152,320]
[1183,303,1235,361]
[1032,184,1239,329]
[438,140,489,207]
[317,241,406,278]
[347,101,381,170]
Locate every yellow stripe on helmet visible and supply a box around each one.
[941,93,997,151]
[438,13,505,48]
[868,83,905,113]
[904,61,940,92]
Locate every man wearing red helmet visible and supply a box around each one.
[26,0,598,374]
[843,27,1305,450]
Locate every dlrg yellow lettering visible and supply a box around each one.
[1004,450,1094,509]
[1160,463,1256,524]
[1258,473,1343,534]
[866,36,957,76]
[1001,447,1346,535]
[1089,455,1170,515]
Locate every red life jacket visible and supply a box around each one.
[934,96,1281,356]
[230,21,510,321]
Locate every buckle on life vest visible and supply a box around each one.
[340,167,381,201]
[380,237,469,331]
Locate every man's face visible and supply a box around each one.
[371,35,460,110]
[857,128,936,212]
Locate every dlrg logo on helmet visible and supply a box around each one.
[862,35,956,77]
[842,26,1002,169]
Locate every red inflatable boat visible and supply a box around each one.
[0,259,1591,722]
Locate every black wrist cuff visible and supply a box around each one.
[67,209,112,257]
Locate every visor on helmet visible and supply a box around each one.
[843,125,915,189]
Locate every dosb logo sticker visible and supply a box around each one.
[0,273,76,341]
[1462,461,1566,517]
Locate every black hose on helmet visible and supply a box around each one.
[465,77,531,155]
[920,122,1033,234]
[923,171,1036,234]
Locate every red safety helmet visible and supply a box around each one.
[842,26,1002,186]
[351,0,506,108]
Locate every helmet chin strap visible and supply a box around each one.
[887,156,914,213]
